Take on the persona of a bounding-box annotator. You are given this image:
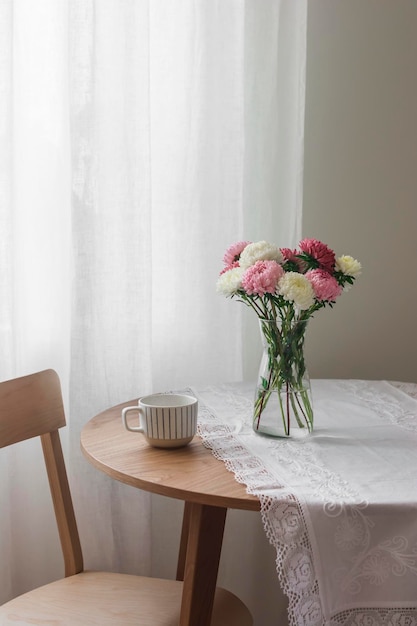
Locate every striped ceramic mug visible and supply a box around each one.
[122,393,198,448]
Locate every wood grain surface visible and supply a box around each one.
[81,401,260,511]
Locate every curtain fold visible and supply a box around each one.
[0,1,306,621]
[0,0,72,597]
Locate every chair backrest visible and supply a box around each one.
[0,369,83,576]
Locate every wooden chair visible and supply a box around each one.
[0,369,252,626]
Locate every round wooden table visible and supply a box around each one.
[80,400,260,626]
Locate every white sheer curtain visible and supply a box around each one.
[0,0,306,622]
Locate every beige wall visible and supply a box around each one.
[302,0,417,382]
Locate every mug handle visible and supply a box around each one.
[122,406,144,433]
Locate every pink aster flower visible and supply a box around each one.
[280,247,298,262]
[299,238,336,273]
[223,241,251,266]
[280,247,306,272]
[306,269,342,301]
[242,260,284,296]
[219,261,240,275]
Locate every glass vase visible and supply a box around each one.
[253,318,314,438]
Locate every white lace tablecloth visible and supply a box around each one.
[192,379,417,626]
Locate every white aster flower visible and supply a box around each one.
[278,272,315,310]
[239,240,284,269]
[216,267,244,297]
[336,255,362,277]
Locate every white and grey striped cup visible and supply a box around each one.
[122,393,198,448]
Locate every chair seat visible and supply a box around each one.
[0,570,253,626]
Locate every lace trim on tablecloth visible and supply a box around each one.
[193,382,417,626]
[194,386,324,626]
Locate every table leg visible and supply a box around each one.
[176,501,192,581]
[179,501,227,626]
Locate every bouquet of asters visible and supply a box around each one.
[217,239,361,436]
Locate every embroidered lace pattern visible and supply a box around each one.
[343,379,417,434]
[192,380,417,626]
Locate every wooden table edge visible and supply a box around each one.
[80,401,260,512]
